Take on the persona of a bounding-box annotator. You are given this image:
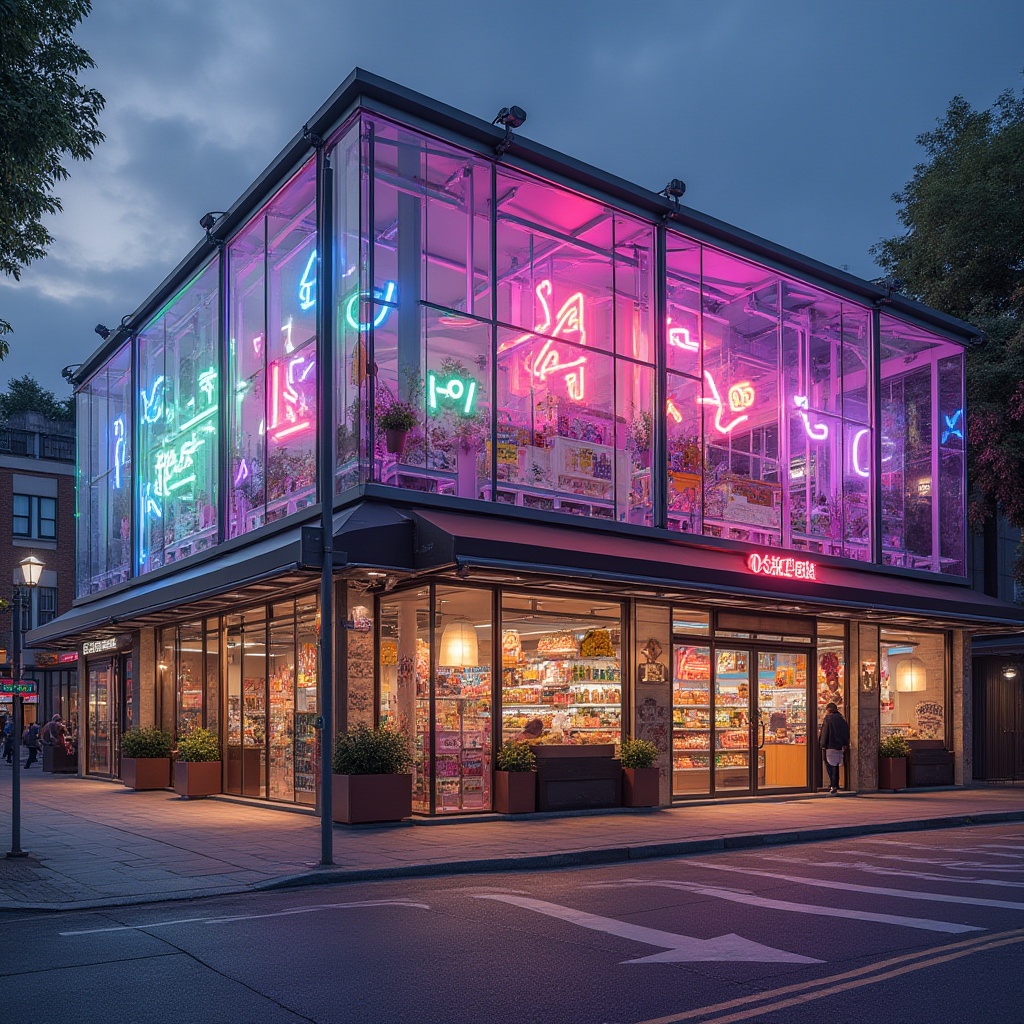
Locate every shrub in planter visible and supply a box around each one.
[620,737,660,807]
[494,740,537,814]
[879,734,910,791]
[332,724,413,824]
[174,727,222,798]
[378,400,418,455]
[121,727,173,790]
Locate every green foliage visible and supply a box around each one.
[879,734,911,759]
[619,738,659,769]
[378,398,418,432]
[121,727,172,759]
[495,740,537,772]
[0,374,74,421]
[0,0,105,347]
[175,727,221,763]
[872,79,1024,530]
[332,723,412,775]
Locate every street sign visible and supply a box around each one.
[0,680,38,695]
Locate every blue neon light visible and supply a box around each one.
[941,408,963,444]
[345,281,397,330]
[298,249,317,311]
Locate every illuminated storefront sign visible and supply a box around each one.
[667,321,698,352]
[298,249,317,310]
[345,280,397,330]
[794,395,828,440]
[113,415,127,488]
[82,637,120,655]
[747,553,818,580]
[269,354,315,440]
[428,371,478,416]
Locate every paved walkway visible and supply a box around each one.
[1,767,1023,912]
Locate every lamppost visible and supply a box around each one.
[7,554,44,860]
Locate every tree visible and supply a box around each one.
[0,374,74,422]
[872,79,1024,549]
[0,0,105,352]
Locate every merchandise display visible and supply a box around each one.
[502,631,622,745]
[672,646,711,793]
[715,650,757,789]
[433,666,491,811]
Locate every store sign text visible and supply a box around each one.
[83,637,120,655]
[746,553,818,580]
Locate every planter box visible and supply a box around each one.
[122,756,170,790]
[494,770,536,814]
[878,756,908,791]
[534,746,621,811]
[174,760,222,799]
[332,773,412,824]
[622,766,660,807]
[42,743,77,774]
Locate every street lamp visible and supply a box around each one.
[7,554,44,859]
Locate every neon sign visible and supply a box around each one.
[852,428,871,478]
[667,322,699,352]
[140,376,165,425]
[269,354,315,441]
[698,371,754,434]
[298,249,317,311]
[941,408,963,444]
[794,395,829,441]
[113,416,127,488]
[345,280,397,331]
[747,553,818,580]
[428,371,478,417]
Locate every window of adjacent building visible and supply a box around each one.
[13,494,56,539]
[879,628,948,744]
[36,587,57,627]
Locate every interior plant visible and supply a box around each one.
[173,726,222,799]
[331,723,413,824]
[878,733,911,792]
[494,740,537,814]
[121,727,173,791]
[627,409,653,467]
[377,392,419,456]
[620,737,660,808]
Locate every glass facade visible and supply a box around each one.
[76,111,969,598]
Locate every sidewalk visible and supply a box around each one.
[2,767,1023,912]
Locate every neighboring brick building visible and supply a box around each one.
[0,410,78,727]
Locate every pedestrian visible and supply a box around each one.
[23,720,41,769]
[41,713,67,747]
[818,701,850,794]
[2,718,13,764]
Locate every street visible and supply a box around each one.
[2,822,1023,1023]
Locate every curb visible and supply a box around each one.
[6,807,1024,914]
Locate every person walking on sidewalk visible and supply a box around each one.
[819,701,849,794]
[23,720,41,769]
[2,717,13,764]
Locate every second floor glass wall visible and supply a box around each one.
[75,110,968,598]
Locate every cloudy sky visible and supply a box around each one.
[3,0,1023,397]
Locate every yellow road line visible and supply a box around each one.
[634,928,1024,1024]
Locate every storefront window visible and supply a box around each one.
[634,604,671,802]
[136,261,219,572]
[175,621,204,736]
[672,607,712,796]
[816,621,847,715]
[880,628,948,744]
[225,607,267,798]
[500,594,622,747]
[434,586,493,813]
[228,160,317,538]
[77,344,132,595]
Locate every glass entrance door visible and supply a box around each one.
[87,659,114,775]
[756,651,810,791]
[714,649,755,792]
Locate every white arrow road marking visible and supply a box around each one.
[597,880,980,934]
[760,855,1024,890]
[683,860,1024,912]
[472,894,820,964]
[60,900,429,936]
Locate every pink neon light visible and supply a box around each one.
[698,371,752,434]
[747,552,818,580]
[501,280,590,401]
[666,398,683,424]
[668,323,698,352]
[852,428,870,478]
[269,356,314,441]
[794,395,829,441]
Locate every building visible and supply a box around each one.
[28,69,1024,812]
[1,410,79,728]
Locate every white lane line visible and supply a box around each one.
[759,855,1024,890]
[682,860,1024,912]
[59,900,429,936]
[978,844,1024,852]
[592,880,980,935]
[826,850,1024,873]
[472,894,821,964]
[862,839,1024,859]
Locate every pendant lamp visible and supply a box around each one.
[895,656,927,692]
[439,617,478,667]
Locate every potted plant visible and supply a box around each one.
[627,410,653,469]
[378,398,418,456]
[879,734,910,791]
[494,740,537,814]
[620,738,660,807]
[173,727,222,799]
[121,727,173,790]
[332,723,413,824]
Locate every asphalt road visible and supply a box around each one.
[3,823,1024,1024]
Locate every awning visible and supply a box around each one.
[411,508,1024,630]
[27,502,414,649]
